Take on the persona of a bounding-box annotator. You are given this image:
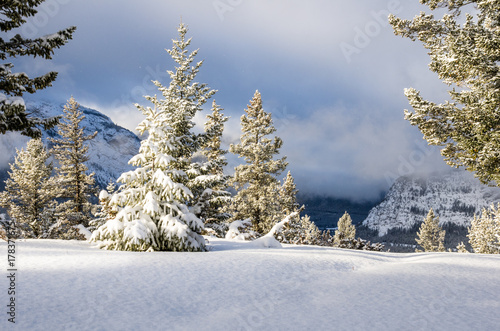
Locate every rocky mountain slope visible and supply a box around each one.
[0,101,141,190]
[362,170,500,235]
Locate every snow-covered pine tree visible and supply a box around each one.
[390,1,500,185]
[49,97,97,229]
[92,23,212,252]
[91,99,206,251]
[278,214,322,245]
[228,90,288,234]
[276,171,322,245]
[152,22,216,223]
[0,138,57,238]
[333,211,356,246]
[0,1,75,138]
[192,100,231,236]
[468,204,500,254]
[279,171,303,216]
[415,208,446,252]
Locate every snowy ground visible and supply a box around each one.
[1,238,499,331]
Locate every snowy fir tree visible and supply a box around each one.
[333,212,356,246]
[0,0,75,138]
[415,208,446,252]
[92,23,213,252]
[468,204,500,254]
[0,138,57,238]
[227,90,288,234]
[49,97,97,230]
[275,171,322,245]
[278,171,303,217]
[390,1,500,185]
[192,100,231,235]
[278,214,322,246]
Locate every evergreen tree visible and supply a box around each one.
[279,171,303,216]
[468,204,500,254]
[333,212,356,246]
[278,214,322,245]
[390,1,500,184]
[149,22,216,220]
[92,23,211,252]
[228,90,288,234]
[191,100,231,229]
[416,208,446,252]
[276,171,322,245]
[49,97,97,228]
[0,0,75,138]
[0,138,57,238]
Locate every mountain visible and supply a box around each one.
[0,100,141,191]
[362,170,500,236]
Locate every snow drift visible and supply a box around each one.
[1,238,499,330]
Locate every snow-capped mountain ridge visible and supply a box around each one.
[362,170,500,235]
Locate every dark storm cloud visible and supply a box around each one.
[8,0,453,200]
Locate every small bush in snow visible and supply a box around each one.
[336,238,384,251]
[225,219,258,240]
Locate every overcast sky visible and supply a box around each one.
[7,0,455,201]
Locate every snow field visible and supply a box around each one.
[1,238,499,330]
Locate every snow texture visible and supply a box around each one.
[1,239,499,330]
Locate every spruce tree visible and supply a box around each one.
[191,100,231,229]
[0,138,57,238]
[415,208,446,252]
[228,90,288,234]
[278,214,322,245]
[390,1,500,184]
[468,204,500,254]
[276,171,321,245]
[49,97,97,228]
[92,23,212,252]
[334,212,356,246]
[151,22,216,220]
[279,171,303,216]
[0,0,75,138]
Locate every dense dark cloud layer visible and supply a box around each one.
[6,0,455,201]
